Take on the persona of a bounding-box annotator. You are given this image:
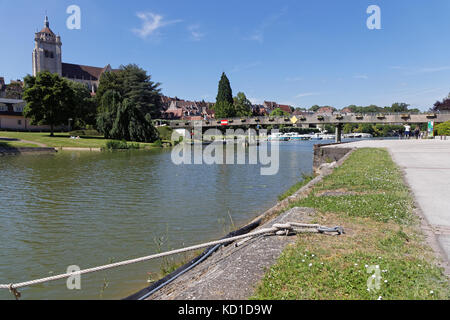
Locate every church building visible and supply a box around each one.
[32,16,113,94]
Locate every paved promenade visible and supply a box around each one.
[327,139,450,263]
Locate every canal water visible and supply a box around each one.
[1,140,330,300]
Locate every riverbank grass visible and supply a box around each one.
[252,148,449,300]
[0,131,165,149]
[0,140,42,148]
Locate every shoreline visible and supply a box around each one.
[128,145,449,300]
[125,145,354,300]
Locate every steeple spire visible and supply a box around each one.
[44,15,49,28]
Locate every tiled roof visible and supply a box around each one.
[62,63,109,81]
[316,107,335,114]
[39,27,55,36]
[278,104,292,113]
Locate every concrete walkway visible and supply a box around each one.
[327,139,450,263]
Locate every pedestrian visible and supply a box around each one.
[404,124,411,139]
[414,126,420,139]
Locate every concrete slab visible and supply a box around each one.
[326,139,450,262]
[149,207,317,300]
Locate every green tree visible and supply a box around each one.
[343,123,356,134]
[68,81,96,128]
[109,98,159,142]
[309,105,320,112]
[270,108,289,117]
[96,89,159,142]
[214,72,235,118]
[234,92,252,117]
[387,102,409,113]
[214,101,235,119]
[216,72,233,104]
[23,72,74,136]
[435,121,450,136]
[354,123,374,134]
[97,64,162,119]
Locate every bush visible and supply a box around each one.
[69,129,102,136]
[435,121,450,136]
[105,140,140,150]
[157,126,174,141]
[153,139,163,148]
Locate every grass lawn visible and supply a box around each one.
[0,141,42,148]
[0,131,161,149]
[252,148,449,300]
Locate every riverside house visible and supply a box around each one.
[0,98,55,131]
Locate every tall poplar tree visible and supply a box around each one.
[214,72,235,119]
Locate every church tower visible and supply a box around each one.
[32,16,62,76]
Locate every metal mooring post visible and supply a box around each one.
[335,124,343,143]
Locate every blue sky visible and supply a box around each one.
[1,0,450,110]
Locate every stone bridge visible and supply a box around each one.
[165,112,450,143]
[167,112,450,129]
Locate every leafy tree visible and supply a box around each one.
[97,64,162,119]
[96,89,159,142]
[388,102,409,113]
[96,90,121,138]
[309,105,320,112]
[434,121,450,135]
[110,98,159,142]
[214,72,235,118]
[343,123,357,134]
[433,94,450,112]
[68,81,96,128]
[23,72,74,136]
[270,108,289,117]
[214,101,235,119]
[216,72,233,104]
[234,92,252,117]
[354,123,374,134]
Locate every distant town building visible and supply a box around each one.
[252,104,267,116]
[316,106,335,114]
[341,107,353,113]
[263,101,278,112]
[32,16,115,94]
[278,104,293,114]
[162,96,215,120]
[0,98,54,131]
[263,101,293,114]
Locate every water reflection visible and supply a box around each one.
[0,141,319,299]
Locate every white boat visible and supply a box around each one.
[320,134,336,140]
[268,132,289,141]
[283,133,311,141]
[343,133,373,139]
[308,133,323,140]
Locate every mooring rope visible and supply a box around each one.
[0,222,343,298]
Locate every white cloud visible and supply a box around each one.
[285,76,303,82]
[353,74,369,80]
[246,7,287,43]
[295,92,320,98]
[188,25,205,41]
[390,65,450,75]
[230,61,261,73]
[133,12,182,38]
